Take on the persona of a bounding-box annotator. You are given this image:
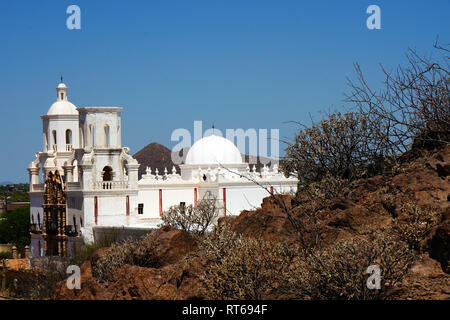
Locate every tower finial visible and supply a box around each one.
[60,75,63,83]
[212,124,215,135]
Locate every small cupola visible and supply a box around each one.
[56,81,68,101]
[46,78,78,116]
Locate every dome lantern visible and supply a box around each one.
[46,80,78,116]
[56,76,68,101]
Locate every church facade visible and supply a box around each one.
[28,82,298,257]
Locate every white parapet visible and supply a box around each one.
[93,180,129,190]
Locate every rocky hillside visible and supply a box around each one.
[54,146,450,300]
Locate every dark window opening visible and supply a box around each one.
[179,202,186,214]
[66,129,72,145]
[138,203,144,214]
[102,166,113,181]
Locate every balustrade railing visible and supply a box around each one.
[93,180,129,190]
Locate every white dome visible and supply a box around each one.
[47,100,78,115]
[185,135,243,165]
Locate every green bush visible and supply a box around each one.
[0,251,12,260]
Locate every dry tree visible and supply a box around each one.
[345,42,449,156]
[160,192,219,236]
[282,42,449,185]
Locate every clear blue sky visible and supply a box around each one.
[0,0,448,183]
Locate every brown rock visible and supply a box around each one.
[428,215,450,274]
[145,227,200,266]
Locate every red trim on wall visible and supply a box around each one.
[126,196,130,216]
[159,189,163,217]
[223,188,227,216]
[94,196,98,225]
[194,188,198,208]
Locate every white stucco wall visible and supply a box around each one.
[137,187,195,219]
[224,185,269,216]
[136,189,160,218]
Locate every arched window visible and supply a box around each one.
[80,127,84,148]
[102,166,113,181]
[73,216,77,233]
[89,125,95,147]
[52,130,57,144]
[104,125,110,148]
[65,129,72,145]
[52,130,57,151]
[44,130,48,150]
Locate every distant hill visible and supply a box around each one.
[133,143,181,179]
[133,142,277,179]
[0,181,15,186]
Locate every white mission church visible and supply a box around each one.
[27,82,298,257]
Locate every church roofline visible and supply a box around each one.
[77,106,123,113]
[41,114,79,120]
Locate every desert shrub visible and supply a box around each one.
[201,224,300,300]
[302,173,350,201]
[291,234,414,300]
[91,237,160,282]
[161,194,219,236]
[393,202,441,251]
[281,112,377,184]
[345,44,449,154]
[282,45,449,184]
